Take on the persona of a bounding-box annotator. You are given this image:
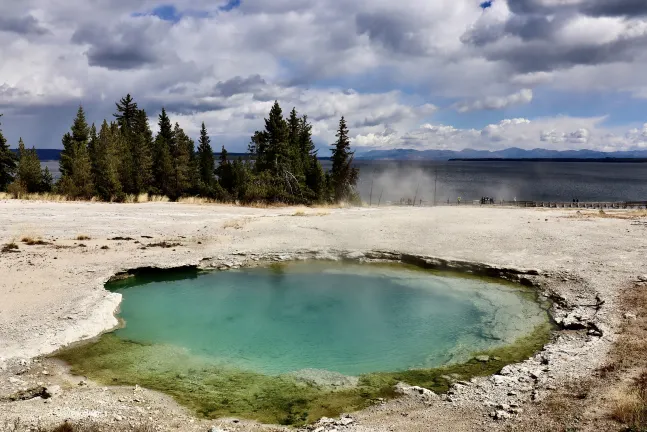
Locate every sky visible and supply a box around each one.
[1,0,647,154]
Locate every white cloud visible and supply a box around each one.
[353,117,647,152]
[453,89,533,113]
[0,0,646,152]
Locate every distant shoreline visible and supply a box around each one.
[448,158,647,163]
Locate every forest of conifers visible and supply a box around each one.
[0,95,359,204]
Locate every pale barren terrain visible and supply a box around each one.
[0,200,645,431]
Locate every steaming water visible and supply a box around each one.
[109,263,548,376]
[330,161,647,203]
[44,159,647,202]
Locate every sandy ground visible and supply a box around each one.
[0,200,644,431]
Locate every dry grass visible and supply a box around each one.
[222,217,252,229]
[177,196,220,205]
[20,236,49,245]
[568,209,647,220]
[1,242,19,253]
[76,235,91,241]
[292,210,330,217]
[610,375,647,427]
[1,419,156,432]
[3,192,70,202]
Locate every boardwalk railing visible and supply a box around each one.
[502,201,647,209]
[389,199,647,209]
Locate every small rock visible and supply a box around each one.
[475,355,490,363]
[317,417,336,425]
[638,275,647,282]
[209,427,226,432]
[624,313,637,320]
[491,410,511,420]
[43,385,61,399]
[8,377,22,384]
[338,417,354,426]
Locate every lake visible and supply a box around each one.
[42,159,647,203]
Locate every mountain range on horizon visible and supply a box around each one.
[356,147,647,161]
[15,147,647,162]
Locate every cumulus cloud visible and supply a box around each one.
[352,117,647,152]
[0,0,646,152]
[453,89,533,113]
[0,15,49,35]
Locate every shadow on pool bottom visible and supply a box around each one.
[54,323,552,426]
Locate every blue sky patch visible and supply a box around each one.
[220,0,241,12]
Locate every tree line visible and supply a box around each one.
[0,96,359,204]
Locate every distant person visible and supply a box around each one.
[458,197,461,205]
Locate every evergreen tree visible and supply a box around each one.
[197,122,215,189]
[114,94,138,132]
[152,108,174,196]
[40,167,53,193]
[170,123,192,199]
[93,120,122,201]
[133,109,154,193]
[88,124,99,187]
[287,107,302,176]
[216,146,234,194]
[0,115,17,191]
[58,106,94,198]
[330,116,359,202]
[114,94,140,193]
[59,133,74,178]
[253,101,289,174]
[15,138,43,193]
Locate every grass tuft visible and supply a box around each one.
[20,236,48,246]
[1,242,19,253]
[76,235,91,241]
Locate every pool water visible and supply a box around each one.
[108,262,548,376]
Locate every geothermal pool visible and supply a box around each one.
[107,262,548,376]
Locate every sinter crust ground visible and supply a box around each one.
[0,201,638,431]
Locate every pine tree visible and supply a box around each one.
[40,167,53,193]
[59,132,74,178]
[133,109,154,193]
[114,94,140,194]
[0,115,17,191]
[216,146,234,193]
[16,138,43,193]
[330,116,359,202]
[114,94,138,132]
[197,122,215,189]
[152,108,174,196]
[287,107,302,176]
[170,123,192,199]
[58,106,94,198]
[93,120,122,201]
[253,101,289,174]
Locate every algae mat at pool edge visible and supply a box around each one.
[55,263,552,425]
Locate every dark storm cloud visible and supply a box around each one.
[463,0,647,73]
[581,0,647,17]
[486,35,646,73]
[71,20,165,70]
[213,75,267,97]
[507,0,647,17]
[0,15,49,35]
[355,12,429,55]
